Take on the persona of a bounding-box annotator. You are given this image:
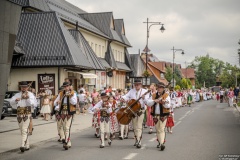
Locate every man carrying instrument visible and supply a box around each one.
[54,82,77,150]
[92,93,112,148]
[10,81,37,152]
[145,82,171,151]
[121,79,149,148]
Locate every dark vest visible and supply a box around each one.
[59,91,76,115]
[151,90,170,117]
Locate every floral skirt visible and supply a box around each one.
[110,114,119,133]
[92,111,100,128]
[146,107,154,127]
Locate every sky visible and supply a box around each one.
[66,0,240,67]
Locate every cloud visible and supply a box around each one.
[66,0,240,67]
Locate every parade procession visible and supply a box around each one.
[1,0,240,159]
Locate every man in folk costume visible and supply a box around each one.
[145,82,171,151]
[121,79,149,148]
[54,82,77,150]
[53,86,65,143]
[10,81,37,152]
[92,93,112,148]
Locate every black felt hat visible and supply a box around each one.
[19,81,29,87]
[134,79,142,83]
[100,92,108,97]
[157,82,166,88]
[62,82,70,87]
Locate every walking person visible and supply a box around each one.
[228,88,234,107]
[92,93,113,148]
[147,83,157,134]
[10,81,37,152]
[78,90,86,114]
[145,82,171,151]
[40,95,51,121]
[109,96,119,139]
[54,82,77,150]
[121,79,149,148]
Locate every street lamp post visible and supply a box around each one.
[143,18,165,86]
[171,46,184,88]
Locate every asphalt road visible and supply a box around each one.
[1,100,240,160]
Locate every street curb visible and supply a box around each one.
[0,126,91,155]
[233,103,240,113]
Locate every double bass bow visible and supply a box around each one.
[116,90,150,125]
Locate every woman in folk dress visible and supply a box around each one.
[109,96,119,139]
[91,96,100,138]
[40,95,51,121]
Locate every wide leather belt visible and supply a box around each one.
[17,106,31,115]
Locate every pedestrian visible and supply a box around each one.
[40,95,51,121]
[121,79,149,148]
[227,88,234,107]
[187,90,193,107]
[145,82,171,151]
[147,83,157,134]
[10,81,37,152]
[78,90,86,114]
[91,88,99,98]
[109,96,119,139]
[234,86,239,103]
[220,89,224,103]
[166,110,174,134]
[89,96,100,138]
[53,87,65,143]
[54,82,77,150]
[92,93,112,148]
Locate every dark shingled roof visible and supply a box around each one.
[105,43,117,69]
[79,12,122,43]
[124,49,133,71]
[47,0,109,39]
[98,58,111,69]
[9,0,50,11]
[114,19,131,47]
[69,29,105,70]
[116,62,131,71]
[129,54,145,77]
[12,12,92,69]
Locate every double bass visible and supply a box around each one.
[116,90,150,125]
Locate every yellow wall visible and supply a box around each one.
[8,67,67,94]
[111,42,125,62]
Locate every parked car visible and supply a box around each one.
[1,100,12,119]
[4,91,19,116]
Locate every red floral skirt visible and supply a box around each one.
[166,116,174,127]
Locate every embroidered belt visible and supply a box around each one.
[153,115,167,124]
[17,106,31,115]
[17,106,31,123]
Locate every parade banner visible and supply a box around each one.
[38,74,55,95]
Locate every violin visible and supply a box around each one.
[117,90,150,125]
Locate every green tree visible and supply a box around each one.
[165,66,173,82]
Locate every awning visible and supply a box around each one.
[66,70,97,79]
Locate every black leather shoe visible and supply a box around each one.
[25,148,30,151]
[157,143,160,148]
[119,137,123,140]
[58,139,62,142]
[108,141,112,146]
[64,145,69,150]
[136,144,141,148]
[20,147,25,152]
[62,139,65,144]
[160,144,165,151]
[100,145,104,148]
[134,142,137,146]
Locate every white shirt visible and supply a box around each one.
[122,88,149,110]
[78,93,86,102]
[54,92,77,106]
[92,100,112,113]
[145,92,171,115]
[10,91,37,109]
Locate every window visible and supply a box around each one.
[115,50,117,61]
[99,45,101,57]
[102,46,105,58]
[160,73,165,79]
[91,43,94,50]
[95,44,97,53]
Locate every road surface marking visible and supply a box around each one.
[123,153,138,159]
[173,121,181,128]
[141,144,146,149]
[149,138,156,142]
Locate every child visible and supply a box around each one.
[40,95,51,121]
[92,93,112,148]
